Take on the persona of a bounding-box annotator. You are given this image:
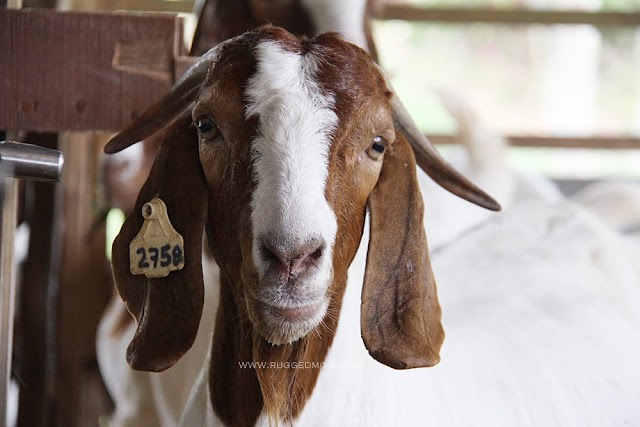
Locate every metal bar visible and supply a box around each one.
[376,4,640,27]
[0,178,18,427]
[15,134,60,427]
[0,141,63,182]
[428,134,640,149]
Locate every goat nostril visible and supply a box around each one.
[260,240,283,266]
[309,245,323,262]
[292,242,325,274]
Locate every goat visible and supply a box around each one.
[97,2,380,425]
[572,181,640,243]
[176,198,640,427]
[103,25,498,426]
[420,88,561,249]
[572,181,640,270]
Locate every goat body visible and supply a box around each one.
[573,181,640,241]
[421,88,561,249]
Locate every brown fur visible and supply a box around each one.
[109,27,443,425]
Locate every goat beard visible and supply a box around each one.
[250,282,343,423]
[252,335,301,423]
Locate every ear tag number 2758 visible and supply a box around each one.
[129,198,185,278]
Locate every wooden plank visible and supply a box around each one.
[428,134,640,149]
[0,9,181,132]
[376,4,640,27]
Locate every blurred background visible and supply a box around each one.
[54,0,640,181]
[376,0,640,181]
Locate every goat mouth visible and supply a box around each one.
[251,299,328,345]
[264,301,324,323]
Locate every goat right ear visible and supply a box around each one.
[111,115,208,372]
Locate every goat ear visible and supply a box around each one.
[111,115,208,372]
[361,134,444,370]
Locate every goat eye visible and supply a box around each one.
[367,136,387,160]
[196,117,219,142]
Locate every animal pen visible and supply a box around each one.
[1,1,640,426]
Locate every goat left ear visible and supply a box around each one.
[110,115,208,372]
[361,134,444,369]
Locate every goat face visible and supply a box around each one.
[192,30,393,345]
[106,25,498,373]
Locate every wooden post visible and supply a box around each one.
[51,132,112,426]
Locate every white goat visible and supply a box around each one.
[573,181,640,243]
[178,199,640,427]
[104,26,640,427]
[572,181,640,271]
[420,89,561,249]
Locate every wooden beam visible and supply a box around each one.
[376,4,640,27]
[0,9,182,132]
[428,134,640,149]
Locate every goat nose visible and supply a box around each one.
[259,237,325,278]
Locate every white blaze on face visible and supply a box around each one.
[245,40,339,283]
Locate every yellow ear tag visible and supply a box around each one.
[129,198,185,278]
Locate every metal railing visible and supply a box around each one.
[0,141,63,427]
